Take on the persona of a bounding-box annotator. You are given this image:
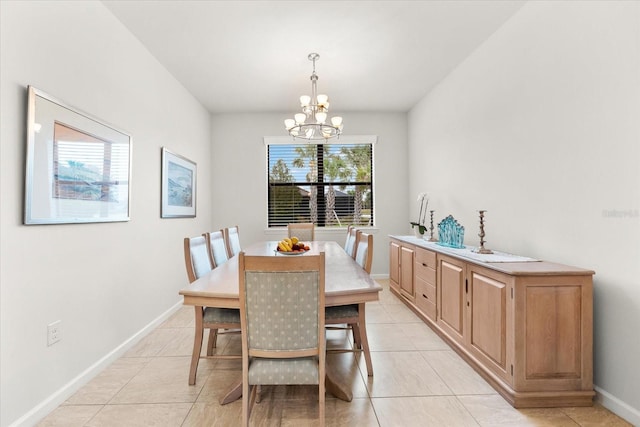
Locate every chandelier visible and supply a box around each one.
[284,53,343,141]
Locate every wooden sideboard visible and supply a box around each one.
[389,235,595,408]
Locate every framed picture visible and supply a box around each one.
[161,148,196,218]
[24,86,132,224]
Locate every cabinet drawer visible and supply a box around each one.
[415,248,436,269]
[416,277,436,301]
[415,263,436,285]
[415,279,436,320]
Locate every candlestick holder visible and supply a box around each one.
[476,210,493,254]
[428,210,438,241]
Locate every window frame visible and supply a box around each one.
[264,135,376,229]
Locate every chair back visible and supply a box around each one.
[287,222,315,241]
[224,226,242,258]
[344,227,362,259]
[343,225,353,248]
[239,253,325,357]
[354,232,374,274]
[184,236,213,283]
[344,228,360,259]
[204,230,229,268]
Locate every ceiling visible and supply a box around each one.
[102,1,525,114]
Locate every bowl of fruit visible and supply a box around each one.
[276,237,310,255]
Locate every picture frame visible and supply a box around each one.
[161,148,196,218]
[24,86,132,225]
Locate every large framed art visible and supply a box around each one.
[24,86,132,224]
[161,148,196,218]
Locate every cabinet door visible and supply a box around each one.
[437,254,465,344]
[389,241,400,290]
[513,275,593,393]
[399,246,414,300]
[467,266,512,382]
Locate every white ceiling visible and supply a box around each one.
[102,1,525,114]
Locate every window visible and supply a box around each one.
[267,139,374,228]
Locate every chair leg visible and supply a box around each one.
[243,383,257,427]
[319,357,326,424]
[351,322,362,349]
[242,382,249,427]
[358,303,374,376]
[189,307,205,385]
[256,385,263,403]
[206,328,218,356]
[347,323,362,348]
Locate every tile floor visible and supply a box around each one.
[38,280,632,426]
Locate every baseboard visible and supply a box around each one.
[9,300,184,427]
[595,386,640,426]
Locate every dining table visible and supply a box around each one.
[179,240,382,404]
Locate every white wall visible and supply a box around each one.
[0,2,212,426]
[210,112,408,276]
[408,1,639,423]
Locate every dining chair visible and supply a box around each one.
[223,225,242,258]
[344,227,360,259]
[354,231,374,274]
[325,232,374,376]
[238,252,326,426]
[344,225,357,257]
[343,225,353,250]
[287,222,315,241]
[184,236,241,385]
[203,230,229,268]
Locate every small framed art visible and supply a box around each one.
[161,148,196,218]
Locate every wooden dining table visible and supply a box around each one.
[179,240,382,404]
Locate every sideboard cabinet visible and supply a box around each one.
[388,236,594,408]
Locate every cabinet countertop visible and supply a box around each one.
[389,235,595,277]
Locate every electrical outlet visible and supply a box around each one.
[47,320,61,346]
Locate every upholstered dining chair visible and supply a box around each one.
[325,232,374,376]
[354,232,374,274]
[238,252,326,426]
[223,225,242,258]
[344,225,358,258]
[287,222,315,241]
[203,230,229,268]
[344,227,360,259]
[184,236,241,385]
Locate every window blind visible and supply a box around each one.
[267,143,373,228]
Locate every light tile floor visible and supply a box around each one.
[38,280,632,426]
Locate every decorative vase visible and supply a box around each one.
[414,227,424,238]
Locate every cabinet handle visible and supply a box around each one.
[422,293,428,300]
[422,262,428,267]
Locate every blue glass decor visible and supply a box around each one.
[437,215,465,249]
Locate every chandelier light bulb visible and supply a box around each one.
[305,128,314,139]
[317,94,329,105]
[316,112,327,124]
[300,95,311,107]
[295,113,306,124]
[284,119,295,130]
[331,116,343,127]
